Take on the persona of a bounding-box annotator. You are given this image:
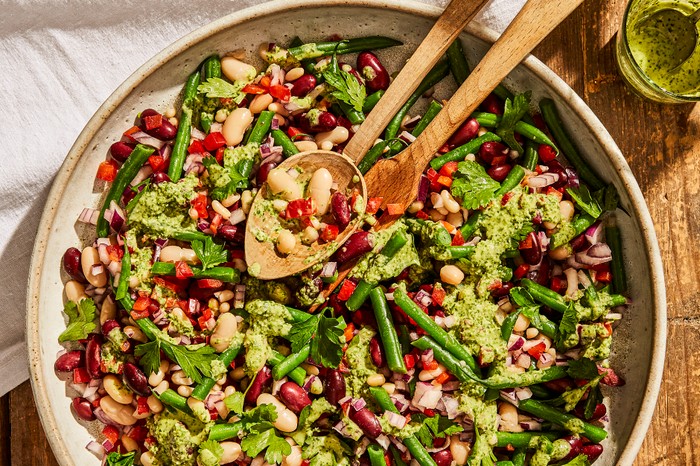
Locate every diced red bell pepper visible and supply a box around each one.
[431,285,446,306]
[527,342,547,359]
[438,161,459,177]
[203,132,227,152]
[286,198,315,218]
[595,270,612,284]
[215,146,226,164]
[518,235,534,250]
[343,322,356,342]
[538,144,557,163]
[73,367,90,384]
[188,140,206,155]
[136,396,150,414]
[142,114,162,130]
[132,295,151,312]
[436,175,453,188]
[191,194,209,219]
[321,224,339,241]
[426,168,440,183]
[123,125,141,139]
[550,276,565,293]
[403,354,416,370]
[366,197,384,215]
[435,372,451,384]
[96,160,119,182]
[102,425,120,445]
[197,279,223,289]
[242,83,267,95]
[337,280,357,301]
[287,126,305,139]
[514,264,530,280]
[106,245,124,262]
[386,203,404,215]
[153,276,188,294]
[175,261,194,279]
[415,210,429,220]
[451,230,465,246]
[545,186,563,201]
[128,425,149,442]
[210,213,222,234]
[260,75,272,87]
[148,155,167,173]
[501,191,515,206]
[423,360,439,371]
[130,308,150,320]
[269,84,291,102]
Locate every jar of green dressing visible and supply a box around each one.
[617,0,700,102]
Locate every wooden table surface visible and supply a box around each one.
[2,0,698,464]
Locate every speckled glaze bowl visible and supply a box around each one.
[26,1,666,464]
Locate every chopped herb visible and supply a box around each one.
[323,57,366,112]
[58,298,97,343]
[495,91,531,153]
[198,77,246,103]
[566,185,602,219]
[105,451,135,466]
[450,160,501,210]
[286,309,346,368]
[135,332,216,384]
[192,235,229,271]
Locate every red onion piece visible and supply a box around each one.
[320,262,338,278]
[78,208,100,225]
[585,222,604,245]
[575,243,612,266]
[351,398,367,411]
[416,175,430,203]
[85,441,106,458]
[527,172,559,188]
[130,131,166,149]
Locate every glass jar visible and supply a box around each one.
[616,0,700,103]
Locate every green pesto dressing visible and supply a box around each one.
[350,220,420,283]
[242,300,292,375]
[100,340,126,374]
[344,327,379,400]
[148,410,212,466]
[125,231,155,292]
[378,416,422,439]
[302,434,352,466]
[243,275,293,305]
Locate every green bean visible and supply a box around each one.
[155,388,191,414]
[495,165,527,196]
[170,231,211,243]
[150,262,240,283]
[430,132,502,170]
[191,344,241,400]
[96,144,154,237]
[369,386,399,413]
[606,225,627,294]
[268,351,306,386]
[169,70,201,181]
[346,279,375,312]
[271,344,311,380]
[395,289,479,373]
[288,36,403,60]
[385,59,451,146]
[485,366,567,389]
[208,423,239,442]
[390,445,409,466]
[493,84,514,102]
[363,90,385,113]
[412,101,443,138]
[539,98,605,190]
[501,309,521,341]
[446,245,475,259]
[512,448,527,466]
[271,129,300,158]
[495,431,561,448]
[339,101,365,125]
[529,384,555,399]
[115,245,131,301]
[199,55,221,133]
[370,287,407,373]
[382,230,409,258]
[523,141,539,171]
[531,314,558,340]
[357,141,387,175]
[495,462,515,466]
[521,278,568,313]
[516,398,608,443]
[411,336,479,383]
[289,36,304,48]
[398,324,411,355]
[551,213,596,249]
[368,445,386,466]
[446,38,470,85]
[248,111,275,145]
[286,306,313,323]
[460,211,482,240]
[472,112,557,148]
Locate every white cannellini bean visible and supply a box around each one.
[223,108,254,146]
[450,436,470,465]
[440,265,464,285]
[441,190,461,213]
[301,226,319,244]
[177,385,194,397]
[249,93,274,114]
[446,211,464,228]
[81,246,107,287]
[282,439,303,466]
[211,200,232,220]
[294,140,318,152]
[277,229,297,255]
[272,199,288,212]
[268,102,289,116]
[100,294,117,325]
[221,193,241,208]
[241,190,254,214]
[221,442,243,464]
[211,312,238,353]
[549,245,572,261]
[267,168,302,200]
[366,373,386,387]
[273,114,286,127]
[171,370,194,386]
[308,168,333,215]
[513,314,531,333]
[498,402,523,432]
[285,67,305,82]
[221,56,257,82]
[121,434,139,452]
[64,280,87,304]
[215,108,229,123]
[407,201,424,214]
[148,359,170,387]
[147,395,163,414]
[560,200,575,222]
[160,245,183,263]
[124,325,148,343]
[315,127,349,148]
[103,374,133,405]
[256,393,298,432]
[429,209,446,222]
[140,452,156,466]
[100,395,137,426]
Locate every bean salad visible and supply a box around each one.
[55,33,629,466]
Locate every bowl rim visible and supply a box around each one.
[25,1,667,465]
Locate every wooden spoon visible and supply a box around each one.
[245,0,490,279]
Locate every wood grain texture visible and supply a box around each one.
[2,0,698,464]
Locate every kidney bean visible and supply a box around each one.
[479,141,509,164]
[339,63,364,84]
[101,319,120,337]
[543,377,575,393]
[217,225,239,243]
[535,257,551,286]
[589,403,607,420]
[279,381,311,413]
[490,281,514,298]
[245,366,272,405]
[547,161,569,189]
[561,435,583,460]
[85,338,103,379]
[62,247,86,283]
[302,111,337,133]
[357,52,390,92]
[325,370,346,406]
[331,192,351,229]
[369,337,385,367]
[110,141,135,163]
[349,407,382,438]
[72,397,95,421]
[123,362,151,396]
[55,350,84,372]
[487,164,512,182]
[151,172,171,185]
[570,233,588,252]
[291,74,317,97]
[335,231,375,263]
[140,109,177,140]
[582,444,604,462]
[430,450,454,466]
[257,161,277,185]
[480,93,504,115]
[519,231,542,265]
[447,118,480,148]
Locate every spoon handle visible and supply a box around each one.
[343,0,491,163]
[691,7,700,23]
[396,0,584,172]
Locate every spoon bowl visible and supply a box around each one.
[636,7,700,69]
[244,150,366,280]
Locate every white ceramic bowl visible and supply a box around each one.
[26,1,666,465]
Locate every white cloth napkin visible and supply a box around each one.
[0,0,525,397]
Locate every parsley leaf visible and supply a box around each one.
[566,185,602,219]
[563,455,592,466]
[593,183,619,213]
[202,156,250,201]
[412,413,463,448]
[584,383,603,420]
[322,57,366,112]
[224,391,245,416]
[105,451,135,466]
[559,303,579,336]
[198,440,224,464]
[566,357,600,380]
[450,160,501,210]
[197,77,247,103]
[287,314,319,353]
[238,404,291,464]
[191,235,229,270]
[495,91,531,153]
[58,298,97,343]
[134,330,216,383]
[286,309,345,368]
[134,341,161,378]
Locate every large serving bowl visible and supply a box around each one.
[26,1,666,464]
